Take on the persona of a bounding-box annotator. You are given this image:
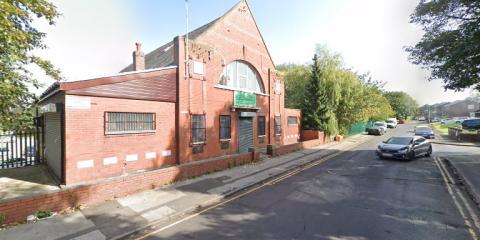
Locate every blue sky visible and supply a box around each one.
[35,0,473,105]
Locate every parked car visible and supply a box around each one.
[369,121,388,133]
[441,119,456,124]
[462,118,480,130]
[386,119,397,128]
[376,136,432,161]
[418,116,426,121]
[414,126,435,139]
[367,123,386,136]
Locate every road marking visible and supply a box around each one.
[131,140,367,240]
[434,156,479,240]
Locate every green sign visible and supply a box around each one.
[234,91,256,108]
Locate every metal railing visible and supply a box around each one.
[0,130,44,169]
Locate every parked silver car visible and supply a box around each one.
[376,136,432,161]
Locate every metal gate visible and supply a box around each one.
[238,117,253,153]
[0,117,44,169]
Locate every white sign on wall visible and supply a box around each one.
[468,104,474,110]
[193,61,204,75]
[274,80,282,95]
[66,96,91,109]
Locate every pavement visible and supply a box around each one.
[125,123,476,240]
[0,133,372,240]
[430,124,480,206]
[0,165,59,201]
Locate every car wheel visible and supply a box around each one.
[406,151,415,161]
[425,146,432,157]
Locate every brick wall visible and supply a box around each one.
[0,151,259,224]
[266,138,327,157]
[175,1,282,164]
[64,95,177,185]
[284,108,301,145]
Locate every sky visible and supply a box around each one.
[34,0,473,105]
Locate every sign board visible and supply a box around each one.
[234,91,256,108]
[193,61,204,75]
[274,80,282,95]
[240,112,257,117]
[41,103,57,113]
[66,96,91,109]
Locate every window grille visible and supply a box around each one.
[288,116,298,125]
[257,116,266,136]
[192,114,206,144]
[220,115,231,140]
[274,116,282,135]
[105,112,155,134]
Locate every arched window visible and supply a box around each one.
[218,61,265,93]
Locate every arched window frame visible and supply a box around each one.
[216,61,266,94]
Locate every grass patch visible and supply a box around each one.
[34,210,52,219]
[431,122,461,134]
[0,212,6,225]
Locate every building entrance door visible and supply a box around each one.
[238,117,253,153]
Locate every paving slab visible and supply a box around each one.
[0,165,59,201]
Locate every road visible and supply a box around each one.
[130,123,477,240]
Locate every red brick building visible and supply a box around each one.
[39,0,301,185]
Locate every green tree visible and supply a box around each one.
[301,54,328,130]
[277,64,309,109]
[383,91,418,119]
[0,0,61,131]
[407,0,480,91]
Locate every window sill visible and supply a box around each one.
[220,139,231,142]
[192,141,206,146]
[105,130,156,135]
[213,85,269,96]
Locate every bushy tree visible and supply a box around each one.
[407,0,480,91]
[383,91,418,119]
[277,64,309,109]
[0,0,61,131]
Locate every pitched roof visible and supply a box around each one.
[120,0,274,72]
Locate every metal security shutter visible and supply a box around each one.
[44,112,62,180]
[238,117,253,153]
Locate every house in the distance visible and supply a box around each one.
[38,0,302,185]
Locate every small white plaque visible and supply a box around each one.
[162,150,172,157]
[193,61,204,75]
[66,96,91,109]
[126,154,138,162]
[145,152,156,160]
[77,160,94,169]
[103,157,118,165]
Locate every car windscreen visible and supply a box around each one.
[386,137,412,145]
[386,120,394,123]
[374,123,384,126]
[415,127,431,132]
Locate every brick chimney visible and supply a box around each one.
[132,42,145,71]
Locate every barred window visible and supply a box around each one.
[220,115,231,140]
[257,116,266,136]
[274,116,282,135]
[288,116,298,125]
[105,112,155,134]
[192,114,206,144]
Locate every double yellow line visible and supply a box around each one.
[434,156,479,240]
[132,141,363,240]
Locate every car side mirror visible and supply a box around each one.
[382,140,387,143]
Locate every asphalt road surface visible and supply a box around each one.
[133,123,475,240]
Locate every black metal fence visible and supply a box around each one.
[0,129,44,169]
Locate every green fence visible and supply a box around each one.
[347,122,374,136]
